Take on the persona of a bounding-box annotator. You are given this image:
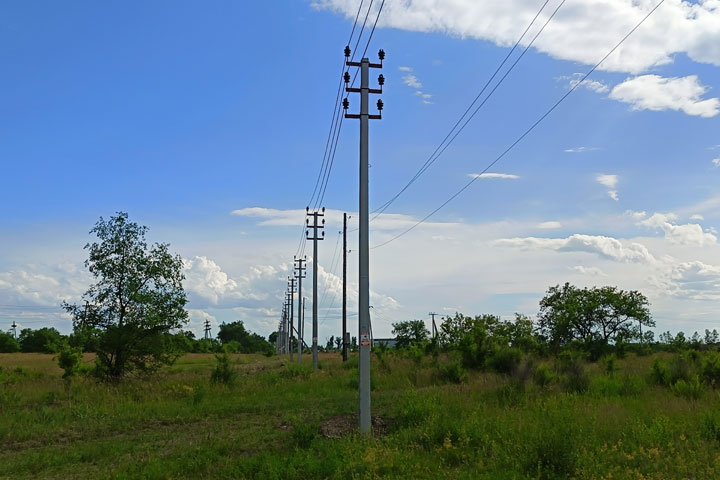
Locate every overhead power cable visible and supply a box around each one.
[371,0,557,219]
[371,0,667,249]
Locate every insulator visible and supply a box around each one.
[378,74,385,86]
[342,98,349,110]
[322,207,325,212]
[377,99,384,111]
[344,45,351,58]
[378,49,385,60]
[306,206,309,212]
[344,72,351,83]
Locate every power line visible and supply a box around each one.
[371,0,557,218]
[371,0,667,250]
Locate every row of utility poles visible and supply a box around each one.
[276,46,385,434]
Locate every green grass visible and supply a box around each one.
[1,351,719,479]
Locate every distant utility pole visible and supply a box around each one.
[288,276,296,360]
[343,45,384,434]
[294,256,307,364]
[306,206,325,371]
[204,319,211,340]
[281,304,288,354]
[11,321,17,339]
[285,291,293,359]
[429,312,438,339]
[342,213,349,362]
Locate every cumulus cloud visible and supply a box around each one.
[713,157,720,167]
[638,213,717,246]
[571,265,607,277]
[313,0,720,74]
[609,75,720,117]
[468,173,519,180]
[596,174,619,201]
[654,260,720,300]
[690,214,704,221]
[402,74,422,89]
[538,221,562,229]
[398,66,413,72]
[494,233,655,263]
[557,73,609,93]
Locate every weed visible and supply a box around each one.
[533,363,556,388]
[438,361,467,384]
[210,352,237,384]
[671,374,704,400]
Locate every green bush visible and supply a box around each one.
[557,353,590,394]
[533,363,556,388]
[438,361,467,384]
[291,420,319,448]
[603,354,618,376]
[0,332,20,353]
[671,374,704,400]
[488,347,522,374]
[210,353,236,384]
[701,352,720,387]
[650,358,670,386]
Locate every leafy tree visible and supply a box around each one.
[537,283,654,350]
[325,335,335,350]
[705,329,719,346]
[0,331,21,353]
[19,327,64,353]
[217,320,272,354]
[392,320,429,349]
[268,331,278,345]
[63,212,188,379]
[335,336,342,350]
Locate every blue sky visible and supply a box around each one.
[1,0,719,341]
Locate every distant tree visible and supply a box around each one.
[63,212,188,379]
[217,320,272,354]
[537,283,653,349]
[392,320,429,349]
[335,336,342,350]
[325,336,335,350]
[268,331,278,345]
[351,336,357,351]
[0,331,21,353]
[19,327,64,353]
[705,329,719,346]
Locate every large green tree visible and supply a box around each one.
[392,320,429,349]
[537,283,653,349]
[63,212,188,379]
[18,327,64,353]
[0,331,21,353]
[217,320,272,354]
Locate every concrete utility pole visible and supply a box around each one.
[288,277,297,360]
[302,296,306,349]
[342,213,349,362]
[306,207,325,371]
[285,291,293,359]
[279,306,286,354]
[343,46,384,434]
[294,256,307,364]
[429,312,438,339]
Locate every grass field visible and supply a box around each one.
[1,351,719,479]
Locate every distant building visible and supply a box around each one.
[373,337,397,348]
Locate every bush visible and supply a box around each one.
[438,361,467,384]
[488,347,522,374]
[533,363,556,388]
[0,332,20,353]
[650,358,670,386]
[557,353,590,394]
[210,353,236,384]
[603,354,618,376]
[291,420,319,448]
[701,352,720,387]
[671,375,704,400]
[56,345,83,379]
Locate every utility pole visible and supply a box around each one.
[288,277,296,360]
[429,312,438,339]
[343,45,384,434]
[285,291,293,359]
[306,206,325,371]
[294,256,307,364]
[302,296,306,351]
[342,213,349,362]
[204,319,211,340]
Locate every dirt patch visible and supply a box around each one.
[319,414,394,439]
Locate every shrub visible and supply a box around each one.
[701,352,720,387]
[438,361,467,384]
[650,358,670,386]
[603,354,618,376]
[533,363,556,388]
[56,345,83,379]
[557,353,590,394]
[671,375,704,400]
[488,347,522,374]
[0,332,20,353]
[291,420,319,448]
[210,352,236,384]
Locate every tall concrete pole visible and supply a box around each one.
[306,208,325,371]
[288,277,296,360]
[295,256,306,364]
[342,213,349,362]
[344,47,384,435]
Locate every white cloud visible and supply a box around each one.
[557,73,609,93]
[538,221,562,229]
[654,260,720,300]
[609,75,720,117]
[713,157,720,167]
[402,74,422,89]
[468,172,519,180]
[571,265,607,277]
[690,214,704,221]
[495,233,656,264]
[639,213,717,246]
[313,0,720,74]
[564,146,598,153]
[596,174,619,201]
[398,66,413,72]
[625,210,648,221]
